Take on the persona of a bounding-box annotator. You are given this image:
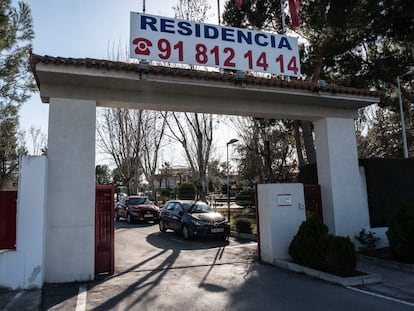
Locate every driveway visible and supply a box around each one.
[40,222,413,311]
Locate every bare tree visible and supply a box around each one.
[168,0,215,201]
[96,40,167,198]
[231,116,296,183]
[173,0,210,22]
[27,125,47,155]
[140,110,168,200]
[97,107,168,198]
[165,112,214,201]
[97,108,143,194]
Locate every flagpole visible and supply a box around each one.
[143,0,146,13]
[280,0,286,33]
[217,0,221,25]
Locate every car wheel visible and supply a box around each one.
[159,220,167,232]
[126,213,132,224]
[182,225,191,240]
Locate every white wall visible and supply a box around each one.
[0,156,47,289]
[356,167,389,248]
[0,251,25,290]
[45,98,96,283]
[258,183,306,263]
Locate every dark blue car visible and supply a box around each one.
[159,200,230,240]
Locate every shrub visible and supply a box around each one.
[177,182,196,200]
[235,219,252,234]
[289,214,357,276]
[386,204,414,263]
[325,235,356,276]
[355,228,381,251]
[235,188,255,208]
[159,188,171,203]
[288,214,329,270]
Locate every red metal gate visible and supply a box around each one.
[0,191,17,249]
[95,185,115,276]
[303,185,323,222]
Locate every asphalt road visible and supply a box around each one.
[41,221,413,311]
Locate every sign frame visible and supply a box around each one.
[130,12,301,77]
[277,194,292,207]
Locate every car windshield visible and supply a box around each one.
[190,202,213,213]
[128,197,148,205]
[181,202,194,213]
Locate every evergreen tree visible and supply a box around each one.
[223,0,414,158]
[95,165,112,185]
[0,0,34,189]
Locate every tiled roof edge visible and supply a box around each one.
[29,53,383,99]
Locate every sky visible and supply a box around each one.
[20,0,238,166]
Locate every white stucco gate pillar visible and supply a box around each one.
[45,98,96,282]
[314,117,365,238]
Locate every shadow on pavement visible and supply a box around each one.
[146,231,229,251]
[42,282,84,311]
[90,248,180,311]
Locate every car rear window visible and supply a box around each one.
[128,197,148,205]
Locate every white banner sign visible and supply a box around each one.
[130,12,301,77]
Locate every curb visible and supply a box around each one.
[273,259,382,287]
[358,254,414,274]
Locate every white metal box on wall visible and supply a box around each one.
[258,183,306,264]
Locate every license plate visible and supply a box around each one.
[144,214,153,218]
[211,228,224,233]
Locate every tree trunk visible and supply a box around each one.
[296,54,323,165]
[301,121,316,164]
[265,140,274,182]
[293,121,305,167]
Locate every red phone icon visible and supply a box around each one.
[132,38,152,56]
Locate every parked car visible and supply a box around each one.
[159,200,230,240]
[115,195,160,224]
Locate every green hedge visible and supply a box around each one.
[288,215,329,270]
[177,182,196,200]
[235,189,255,208]
[235,219,252,234]
[386,204,414,263]
[325,236,356,276]
[289,215,356,276]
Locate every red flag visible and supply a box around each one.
[235,0,242,9]
[288,0,300,29]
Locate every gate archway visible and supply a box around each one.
[30,53,380,283]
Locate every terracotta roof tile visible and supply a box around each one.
[29,53,382,99]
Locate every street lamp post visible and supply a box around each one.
[397,66,414,159]
[227,138,238,221]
